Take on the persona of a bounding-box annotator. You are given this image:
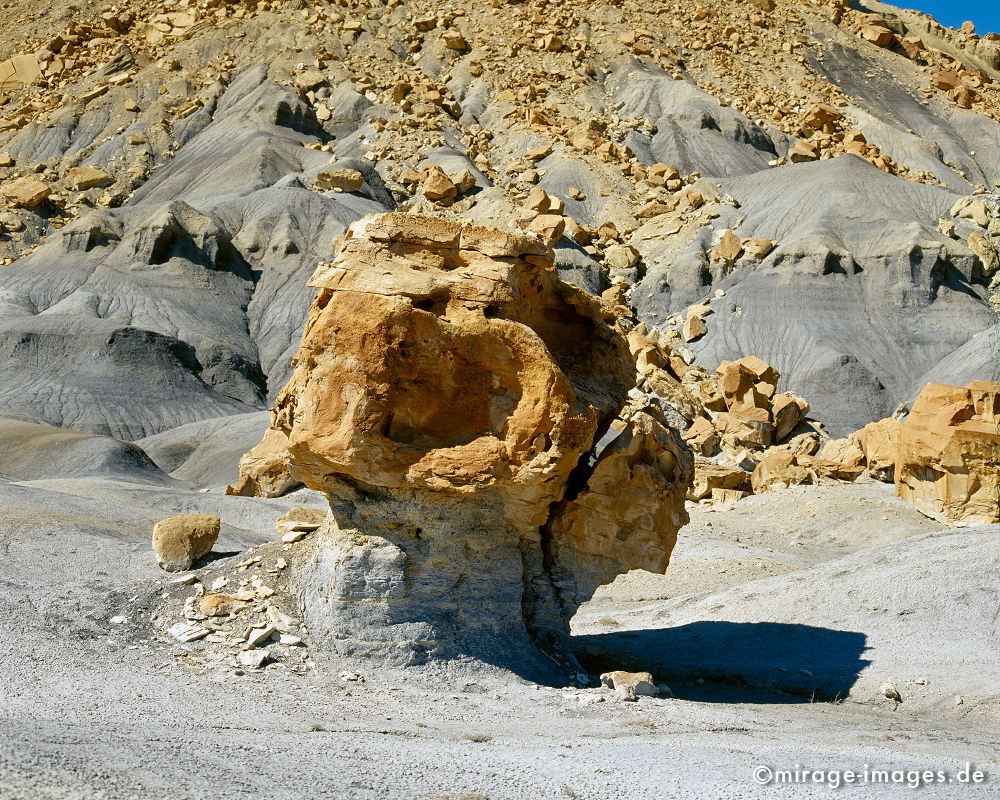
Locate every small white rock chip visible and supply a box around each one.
[168,573,197,585]
[109,615,127,625]
[246,625,276,647]
[238,649,269,669]
[266,606,297,632]
[281,529,314,543]
[168,622,210,642]
[279,633,303,646]
[881,683,903,702]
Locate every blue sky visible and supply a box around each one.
[901,0,1000,35]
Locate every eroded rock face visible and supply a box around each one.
[895,381,1000,526]
[226,428,299,498]
[547,410,693,616]
[274,214,631,510]
[258,213,691,679]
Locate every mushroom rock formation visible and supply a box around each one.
[264,213,692,680]
[895,381,1000,526]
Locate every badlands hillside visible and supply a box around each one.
[0,0,999,797]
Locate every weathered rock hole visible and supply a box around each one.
[381,323,522,450]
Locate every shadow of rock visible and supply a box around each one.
[573,620,870,703]
[193,550,242,568]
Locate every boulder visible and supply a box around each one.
[683,416,719,455]
[600,670,660,701]
[252,213,691,679]
[67,166,113,191]
[689,460,751,501]
[627,330,704,427]
[152,514,220,572]
[803,103,841,129]
[821,435,866,468]
[743,238,776,258]
[788,140,818,162]
[715,402,774,450]
[895,382,1000,526]
[1,177,51,207]
[529,213,565,243]
[0,54,41,91]
[420,165,457,201]
[711,487,747,504]
[861,24,896,48]
[683,303,711,342]
[716,356,778,409]
[442,30,468,50]
[450,168,476,194]
[856,417,901,479]
[711,230,743,263]
[523,186,551,213]
[751,451,863,494]
[294,69,327,91]
[772,392,808,441]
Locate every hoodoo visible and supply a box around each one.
[251,213,693,678]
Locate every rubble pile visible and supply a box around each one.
[153,508,322,675]
[617,332,860,505]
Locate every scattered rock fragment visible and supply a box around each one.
[246,624,277,647]
[168,621,210,642]
[315,168,364,193]
[200,593,245,617]
[238,649,269,669]
[275,506,326,537]
[881,683,903,702]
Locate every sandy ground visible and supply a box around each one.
[1,477,997,799]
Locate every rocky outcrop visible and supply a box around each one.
[259,213,692,679]
[895,381,1000,526]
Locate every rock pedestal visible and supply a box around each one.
[256,213,692,679]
